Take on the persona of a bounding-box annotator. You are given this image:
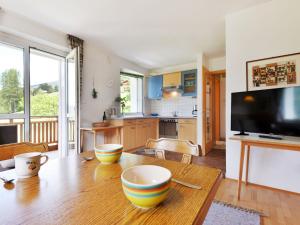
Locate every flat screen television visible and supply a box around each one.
[231,86,300,137]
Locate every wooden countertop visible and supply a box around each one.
[80,125,123,131]
[0,152,222,225]
[110,116,197,120]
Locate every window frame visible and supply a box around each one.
[0,32,67,141]
[120,72,144,115]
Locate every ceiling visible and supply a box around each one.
[0,0,270,69]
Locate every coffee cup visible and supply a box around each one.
[14,152,49,178]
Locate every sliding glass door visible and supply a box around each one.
[59,48,80,157]
[30,49,65,155]
[0,42,27,144]
[0,35,80,158]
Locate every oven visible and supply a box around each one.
[159,118,178,139]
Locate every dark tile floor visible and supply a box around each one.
[133,148,226,173]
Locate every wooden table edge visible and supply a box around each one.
[192,171,223,225]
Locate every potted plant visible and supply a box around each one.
[115,96,127,115]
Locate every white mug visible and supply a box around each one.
[14,152,49,178]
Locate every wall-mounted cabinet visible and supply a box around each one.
[163,72,181,87]
[182,70,197,97]
[147,75,163,100]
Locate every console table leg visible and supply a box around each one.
[93,131,96,148]
[245,145,251,185]
[80,129,84,152]
[237,142,245,200]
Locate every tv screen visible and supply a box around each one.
[231,86,300,137]
[0,125,18,145]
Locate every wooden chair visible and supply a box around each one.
[145,138,200,164]
[0,142,48,161]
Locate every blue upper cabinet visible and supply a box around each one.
[147,75,163,99]
[182,69,197,97]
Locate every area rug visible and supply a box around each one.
[203,201,261,225]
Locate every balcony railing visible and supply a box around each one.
[0,116,75,147]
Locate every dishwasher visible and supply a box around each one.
[159,118,178,139]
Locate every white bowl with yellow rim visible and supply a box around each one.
[121,165,172,209]
[94,144,123,164]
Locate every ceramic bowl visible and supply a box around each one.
[121,165,172,209]
[94,144,123,164]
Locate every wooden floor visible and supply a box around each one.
[216,179,300,225]
[134,148,300,224]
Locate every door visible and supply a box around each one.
[147,75,163,99]
[182,70,197,97]
[202,67,214,155]
[212,71,226,149]
[178,119,197,144]
[59,48,80,157]
[123,125,136,151]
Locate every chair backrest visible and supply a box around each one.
[0,142,48,161]
[145,138,200,164]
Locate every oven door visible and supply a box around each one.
[159,120,178,139]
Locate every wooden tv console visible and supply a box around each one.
[230,135,300,200]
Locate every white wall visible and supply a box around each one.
[0,10,148,150]
[149,62,197,75]
[0,9,68,52]
[207,56,226,71]
[226,0,300,193]
[80,46,148,150]
[196,54,204,146]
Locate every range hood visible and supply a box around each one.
[161,85,183,93]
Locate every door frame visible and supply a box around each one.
[210,70,226,144]
[0,31,68,150]
[59,47,80,157]
[202,68,226,156]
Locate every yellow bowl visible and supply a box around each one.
[121,165,172,209]
[94,144,123,164]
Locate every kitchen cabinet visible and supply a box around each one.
[110,118,159,151]
[148,120,158,139]
[136,123,148,147]
[122,125,136,150]
[147,75,163,99]
[163,72,181,87]
[182,70,197,96]
[178,119,197,144]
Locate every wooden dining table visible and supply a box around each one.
[0,152,222,225]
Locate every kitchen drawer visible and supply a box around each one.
[136,119,147,124]
[178,119,196,124]
[123,119,137,126]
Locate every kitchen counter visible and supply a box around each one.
[109,116,197,120]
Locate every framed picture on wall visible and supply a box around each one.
[246,52,300,91]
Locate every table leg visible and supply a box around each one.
[93,131,96,148]
[245,145,251,185]
[118,128,121,144]
[80,129,84,152]
[237,142,245,200]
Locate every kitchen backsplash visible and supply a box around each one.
[150,96,197,117]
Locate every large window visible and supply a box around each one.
[0,43,24,115]
[0,35,65,147]
[120,73,143,114]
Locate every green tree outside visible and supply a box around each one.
[0,69,23,114]
[31,92,58,116]
[0,68,59,116]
